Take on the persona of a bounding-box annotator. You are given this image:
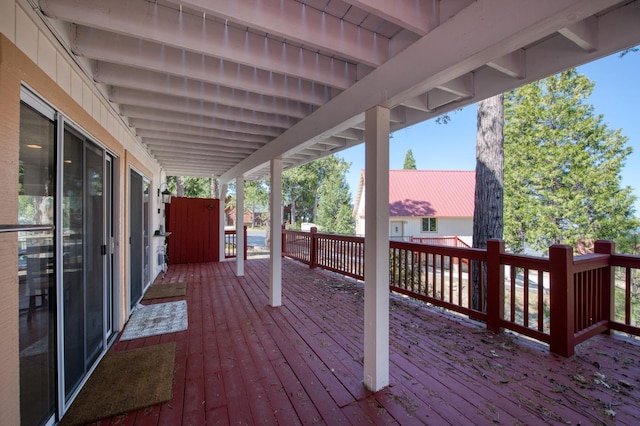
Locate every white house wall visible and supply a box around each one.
[400,216,473,241]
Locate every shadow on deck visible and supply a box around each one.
[96,258,639,425]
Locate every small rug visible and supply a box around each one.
[60,342,176,425]
[143,282,187,300]
[120,300,188,341]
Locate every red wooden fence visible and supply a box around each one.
[282,228,640,357]
[166,197,220,264]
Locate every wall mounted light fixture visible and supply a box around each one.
[158,183,172,204]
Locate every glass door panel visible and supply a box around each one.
[130,170,143,309]
[62,128,106,401]
[84,144,104,366]
[62,128,85,398]
[18,101,56,426]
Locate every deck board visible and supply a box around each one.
[85,258,640,425]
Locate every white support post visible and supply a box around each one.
[363,105,390,392]
[219,183,228,261]
[270,158,283,307]
[235,176,245,277]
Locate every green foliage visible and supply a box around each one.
[315,155,355,234]
[283,162,322,224]
[166,176,214,198]
[403,149,417,169]
[503,69,638,254]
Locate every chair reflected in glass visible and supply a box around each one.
[26,256,52,322]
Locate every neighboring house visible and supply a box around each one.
[353,170,475,245]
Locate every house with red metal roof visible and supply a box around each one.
[353,170,475,244]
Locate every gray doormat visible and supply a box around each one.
[120,300,188,341]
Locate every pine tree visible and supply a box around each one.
[315,155,355,234]
[472,94,504,310]
[503,69,638,254]
[403,149,417,169]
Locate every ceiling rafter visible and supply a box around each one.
[340,0,438,36]
[42,0,356,88]
[112,91,299,128]
[172,0,389,67]
[96,63,314,118]
[75,29,331,106]
[131,121,272,143]
[121,107,284,137]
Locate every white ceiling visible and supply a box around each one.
[36,0,640,182]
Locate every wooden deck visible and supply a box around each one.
[90,258,639,425]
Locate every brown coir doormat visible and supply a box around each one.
[142,282,187,300]
[60,342,176,425]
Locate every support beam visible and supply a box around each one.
[269,159,283,307]
[363,106,390,392]
[235,176,245,277]
[559,16,598,52]
[219,183,228,261]
[487,49,526,79]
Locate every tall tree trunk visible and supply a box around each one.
[176,176,184,197]
[472,94,504,311]
[290,197,297,225]
[211,177,219,199]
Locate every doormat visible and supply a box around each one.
[120,300,188,341]
[143,282,187,300]
[60,342,176,425]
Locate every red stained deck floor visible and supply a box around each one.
[90,259,639,425]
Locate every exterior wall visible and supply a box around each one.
[0,1,162,422]
[401,216,472,239]
[353,184,472,240]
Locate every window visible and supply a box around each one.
[421,217,437,232]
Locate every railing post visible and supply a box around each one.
[594,240,615,334]
[549,244,575,357]
[244,225,248,260]
[486,239,505,333]
[281,224,286,258]
[310,227,318,269]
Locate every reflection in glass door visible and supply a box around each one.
[129,172,151,309]
[18,99,56,426]
[62,127,108,402]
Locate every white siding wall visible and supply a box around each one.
[401,216,472,239]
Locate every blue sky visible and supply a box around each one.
[337,50,640,215]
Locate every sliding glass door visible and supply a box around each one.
[18,87,118,423]
[18,96,57,426]
[129,170,150,309]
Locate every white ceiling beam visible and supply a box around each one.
[41,0,356,89]
[129,119,272,143]
[221,0,622,182]
[122,107,284,137]
[139,135,264,154]
[143,136,262,152]
[341,0,439,36]
[401,94,431,112]
[136,129,268,148]
[427,88,463,110]
[150,146,248,159]
[173,0,389,67]
[95,63,313,118]
[335,128,364,141]
[74,29,331,106]
[558,16,598,52]
[487,49,526,79]
[111,89,298,128]
[437,73,474,98]
[389,106,406,124]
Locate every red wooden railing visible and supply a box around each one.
[282,228,640,357]
[410,235,471,248]
[224,226,248,260]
